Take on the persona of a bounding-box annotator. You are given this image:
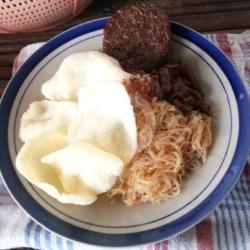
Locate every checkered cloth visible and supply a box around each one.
[1,31,250,250]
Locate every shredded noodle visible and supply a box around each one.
[107,98,212,206]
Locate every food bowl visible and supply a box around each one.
[0,18,249,247]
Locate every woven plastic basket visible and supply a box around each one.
[0,0,92,33]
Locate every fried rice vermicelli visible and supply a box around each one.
[107,98,212,206]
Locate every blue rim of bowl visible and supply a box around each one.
[0,18,250,247]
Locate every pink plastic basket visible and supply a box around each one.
[0,0,92,33]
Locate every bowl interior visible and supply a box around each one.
[7,28,239,235]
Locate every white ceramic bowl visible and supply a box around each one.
[0,18,249,247]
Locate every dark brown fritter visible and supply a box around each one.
[103,1,171,71]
